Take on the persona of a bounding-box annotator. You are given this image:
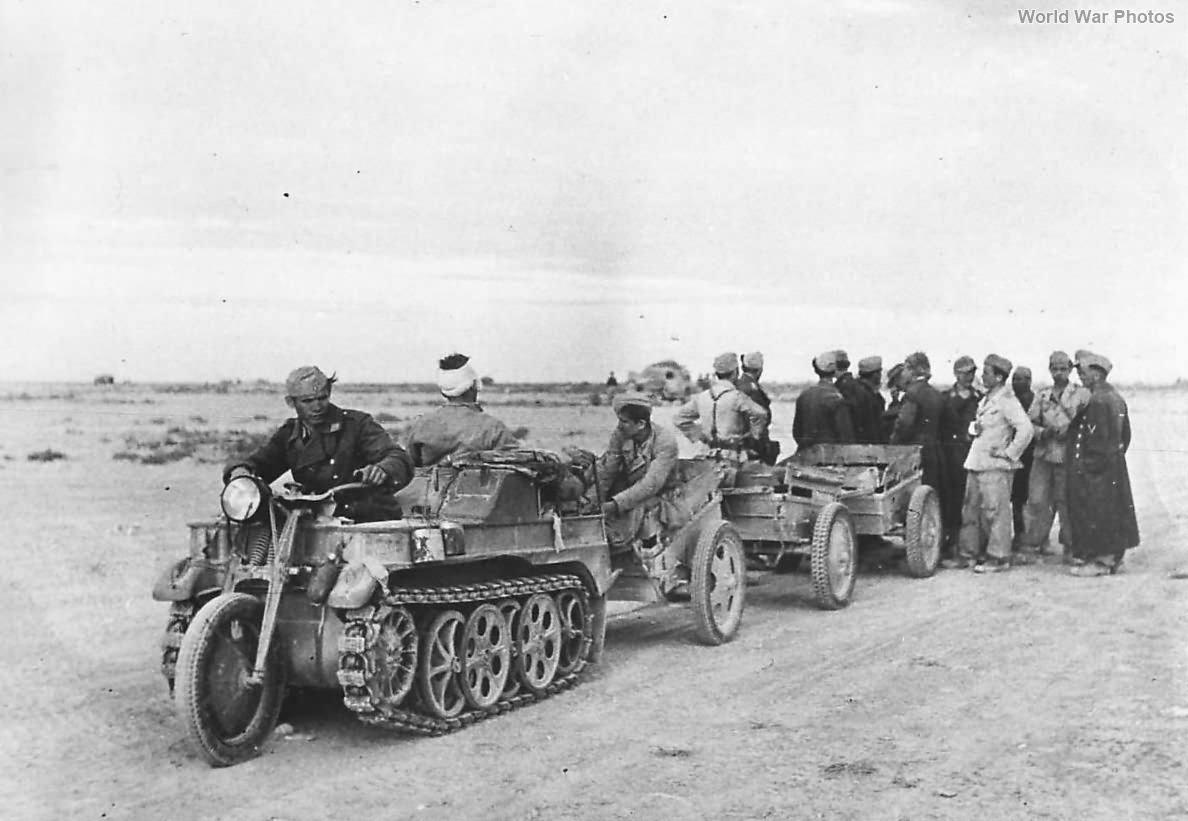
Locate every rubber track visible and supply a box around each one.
[337,573,588,736]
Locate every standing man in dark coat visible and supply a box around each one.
[851,356,887,444]
[793,351,856,451]
[1009,366,1036,556]
[1067,352,1139,576]
[833,350,862,429]
[941,355,983,552]
[890,352,951,549]
[225,366,414,521]
[881,362,907,444]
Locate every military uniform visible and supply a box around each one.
[225,404,413,520]
[735,372,780,464]
[851,379,887,444]
[405,403,518,467]
[597,422,681,546]
[1022,381,1090,552]
[890,378,950,502]
[940,385,982,539]
[673,379,768,453]
[793,380,855,450]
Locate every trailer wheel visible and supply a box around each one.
[175,593,286,767]
[904,485,942,578]
[691,520,746,645]
[810,502,857,610]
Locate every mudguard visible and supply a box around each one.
[152,557,210,602]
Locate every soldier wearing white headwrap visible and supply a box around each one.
[405,353,518,466]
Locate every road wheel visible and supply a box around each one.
[515,593,561,695]
[418,610,466,719]
[810,502,857,610]
[555,588,592,676]
[175,593,286,767]
[459,604,511,710]
[691,520,746,645]
[496,598,523,697]
[904,485,942,578]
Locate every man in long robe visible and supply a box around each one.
[1066,351,1140,576]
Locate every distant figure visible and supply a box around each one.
[792,351,856,450]
[674,352,768,459]
[1020,351,1090,562]
[852,356,886,444]
[956,354,1033,574]
[596,392,681,548]
[93,373,115,386]
[1010,366,1036,556]
[606,371,618,388]
[735,351,780,464]
[1066,351,1139,576]
[405,353,518,467]
[941,356,983,551]
[224,365,413,521]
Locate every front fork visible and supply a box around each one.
[247,505,307,685]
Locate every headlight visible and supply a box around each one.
[221,476,268,522]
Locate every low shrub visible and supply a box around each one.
[28,449,67,462]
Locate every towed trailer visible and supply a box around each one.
[719,444,942,609]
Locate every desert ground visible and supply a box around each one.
[1,382,1185,820]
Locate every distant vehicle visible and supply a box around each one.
[626,360,693,401]
[93,374,115,386]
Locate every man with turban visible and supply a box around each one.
[404,353,518,466]
[1066,351,1139,576]
[792,350,856,450]
[956,354,1034,573]
[596,392,681,548]
[734,351,780,464]
[674,351,769,458]
[224,365,413,520]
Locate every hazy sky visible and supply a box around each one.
[3,1,1185,384]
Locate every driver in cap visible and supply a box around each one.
[224,366,413,520]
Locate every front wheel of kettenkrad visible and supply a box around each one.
[175,592,286,767]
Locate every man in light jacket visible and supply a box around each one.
[956,354,1034,573]
[673,351,768,459]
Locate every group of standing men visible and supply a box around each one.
[777,347,1139,577]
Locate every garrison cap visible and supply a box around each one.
[813,350,839,375]
[1077,350,1113,375]
[834,349,851,369]
[742,351,765,370]
[858,356,882,374]
[953,355,977,374]
[285,365,335,398]
[1049,350,1073,367]
[612,391,653,416]
[886,362,906,386]
[713,351,739,374]
[984,353,1013,377]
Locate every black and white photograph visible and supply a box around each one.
[3,2,1185,818]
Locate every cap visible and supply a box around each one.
[858,355,882,374]
[886,362,905,386]
[905,351,931,375]
[953,355,977,374]
[612,391,653,416]
[984,353,1013,376]
[1049,350,1072,367]
[742,351,764,370]
[713,351,739,374]
[813,350,838,375]
[285,365,335,398]
[1013,366,1032,379]
[834,349,851,369]
[1078,351,1113,375]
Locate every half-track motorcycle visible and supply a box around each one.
[152,451,614,767]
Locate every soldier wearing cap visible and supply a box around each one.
[792,351,856,450]
[1009,366,1037,555]
[890,352,950,521]
[224,366,413,521]
[734,351,780,464]
[833,349,863,432]
[1066,351,1139,576]
[940,355,984,552]
[405,353,518,467]
[674,352,768,458]
[881,362,907,443]
[955,354,1033,573]
[851,356,887,444]
[596,392,682,548]
[1019,351,1091,561]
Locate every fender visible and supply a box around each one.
[152,557,215,602]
